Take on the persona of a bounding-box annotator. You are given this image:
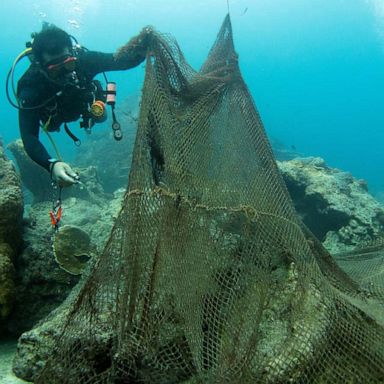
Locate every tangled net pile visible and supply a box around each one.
[35,16,384,383]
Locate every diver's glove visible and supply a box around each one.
[114,26,154,68]
[50,161,80,188]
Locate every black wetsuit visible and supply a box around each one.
[17,50,143,171]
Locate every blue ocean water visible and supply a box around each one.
[1,0,384,193]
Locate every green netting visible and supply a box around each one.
[34,15,384,383]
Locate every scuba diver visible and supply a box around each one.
[9,23,152,187]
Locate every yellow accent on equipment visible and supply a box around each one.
[11,48,33,103]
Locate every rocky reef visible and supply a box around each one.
[2,134,124,335]
[7,140,51,203]
[278,157,384,254]
[0,140,23,335]
[7,185,124,335]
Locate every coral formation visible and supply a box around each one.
[7,139,51,203]
[12,297,74,382]
[0,142,24,245]
[0,140,23,334]
[53,225,93,275]
[278,157,384,253]
[7,191,124,335]
[0,243,16,321]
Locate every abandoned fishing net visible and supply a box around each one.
[34,15,384,383]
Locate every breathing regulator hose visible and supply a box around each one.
[6,47,33,109]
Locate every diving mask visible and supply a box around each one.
[45,55,77,78]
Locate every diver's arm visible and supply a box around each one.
[82,27,153,76]
[19,109,80,186]
[19,108,52,171]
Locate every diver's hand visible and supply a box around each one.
[114,26,154,68]
[50,161,79,188]
[136,26,154,46]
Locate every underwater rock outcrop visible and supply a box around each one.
[0,141,24,245]
[7,200,80,335]
[4,140,118,333]
[10,190,125,381]
[11,292,76,382]
[0,244,16,326]
[7,139,51,203]
[7,189,124,335]
[278,157,384,253]
[0,140,23,333]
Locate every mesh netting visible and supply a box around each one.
[35,15,384,383]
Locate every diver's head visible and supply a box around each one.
[32,25,77,80]
[32,25,72,65]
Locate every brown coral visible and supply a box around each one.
[52,225,93,275]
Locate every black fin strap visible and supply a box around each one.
[64,122,81,146]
